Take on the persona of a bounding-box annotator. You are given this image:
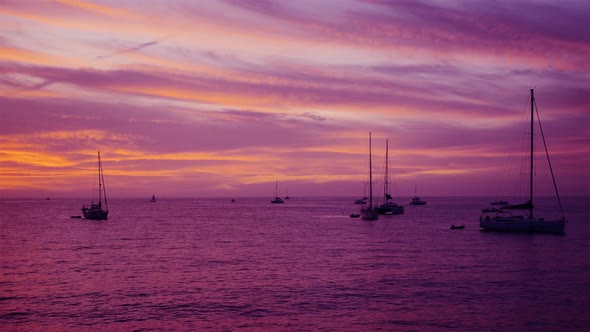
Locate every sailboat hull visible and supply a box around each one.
[82,207,108,220]
[479,216,565,234]
[410,196,427,205]
[360,207,379,220]
[378,203,404,215]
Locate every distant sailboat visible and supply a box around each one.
[409,185,427,205]
[271,181,284,204]
[353,197,367,205]
[360,133,378,220]
[490,200,508,206]
[480,88,566,234]
[378,139,404,215]
[81,151,109,220]
[354,197,367,204]
[354,183,368,204]
[150,195,156,202]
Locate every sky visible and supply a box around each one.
[0,0,589,199]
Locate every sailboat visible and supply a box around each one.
[409,185,427,205]
[81,151,109,220]
[271,181,284,204]
[354,197,367,204]
[360,133,379,220]
[353,183,368,204]
[378,139,404,215]
[480,88,566,234]
[150,195,156,202]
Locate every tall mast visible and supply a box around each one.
[384,138,389,202]
[97,151,102,204]
[529,88,534,219]
[101,151,108,210]
[369,133,373,208]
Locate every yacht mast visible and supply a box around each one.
[369,133,373,209]
[98,151,102,205]
[529,88,534,219]
[384,138,389,203]
[100,151,108,210]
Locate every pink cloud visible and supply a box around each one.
[0,0,588,197]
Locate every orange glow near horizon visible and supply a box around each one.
[0,1,588,197]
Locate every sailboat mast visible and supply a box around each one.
[97,151,102,204]
[384,138,388,202]
[530,88,534,219]
[369,133,373,208]
[101,152,108,210]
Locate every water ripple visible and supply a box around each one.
[0,197,588,331]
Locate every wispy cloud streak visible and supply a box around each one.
[96,39,162,59]
[0,0,588,197]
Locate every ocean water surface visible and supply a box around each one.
[1,196,588,331]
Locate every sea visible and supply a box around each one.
[0,196,588,331]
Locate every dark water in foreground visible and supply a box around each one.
[1,197,589,331]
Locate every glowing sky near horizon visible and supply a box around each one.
[0,0,589,198]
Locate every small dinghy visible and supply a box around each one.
[70,215,82,219]
[350,214,360,218]
[450,225,465,230]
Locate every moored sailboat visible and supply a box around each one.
[409,185,427,205]
[81,151,109,220]
[410,196,427,205]
[378,138,404,215]
[271,180,284,204]
[490,200,508,206]
[150,195,156,202]
[479,88,566,234]
[360,133,379,220]
[354,196,367,205]
[353,183,368,204]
